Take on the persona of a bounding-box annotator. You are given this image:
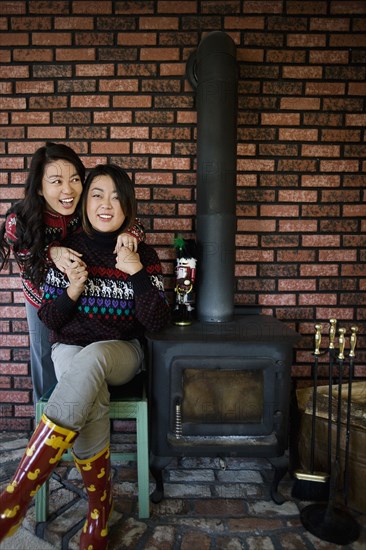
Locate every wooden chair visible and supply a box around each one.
[34,373,150,520]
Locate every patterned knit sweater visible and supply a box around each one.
[4,211,145,308]
[37,228,171,346]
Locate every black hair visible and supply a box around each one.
[0,142,85,288]
[82,163,137,237]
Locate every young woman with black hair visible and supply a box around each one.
[0,143,144,403]
[0,164,170,549]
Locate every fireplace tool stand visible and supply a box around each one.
[300,325,360,545]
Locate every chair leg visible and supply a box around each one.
[35,482,49,523]
[136,401,150,519]
[35,400,48,523]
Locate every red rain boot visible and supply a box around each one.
[0,414,77,542]
[74,445,113,550]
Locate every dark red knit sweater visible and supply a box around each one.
[5,210,145,308]
[38,228,171,346]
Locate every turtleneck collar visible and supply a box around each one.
[87,226,122,250]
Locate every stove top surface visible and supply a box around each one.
[146,314,301,344]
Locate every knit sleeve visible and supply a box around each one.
[4,213,18,247]
[37,266,79,330]
[125,218,146,243]
[129,244,171,332]
[4,212,31,264]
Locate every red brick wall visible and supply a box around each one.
[0,1,365,430]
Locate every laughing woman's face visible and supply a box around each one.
[39,159,83,215]
[86,174,125,233]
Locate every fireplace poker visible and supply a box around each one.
[324,328,346,524]
[327,319,337,475]
[343,326,358,507]
[292,324,330,501]
[300,328,360,545]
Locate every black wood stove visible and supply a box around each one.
[146,32,300,505]
[146,313,300,504]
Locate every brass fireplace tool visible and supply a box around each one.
[292,324,330,500]
[300,323,360,544]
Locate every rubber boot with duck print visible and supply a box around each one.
[74,445,113,550]
[0,413,77,542]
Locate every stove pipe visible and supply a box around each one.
[187,31,238,323]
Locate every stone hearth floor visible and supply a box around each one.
[0,431,365,550]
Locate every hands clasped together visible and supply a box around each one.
[50,232,142,302]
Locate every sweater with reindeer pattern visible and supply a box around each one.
[38,228,171,346]
[4,210,145,308]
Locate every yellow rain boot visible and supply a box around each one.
[0,414,77,542]
[74,445,113,550]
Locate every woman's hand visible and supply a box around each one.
[114,233,138,254]
[50,246,86,273]
[65,261,88,301]
[116,246,143,276]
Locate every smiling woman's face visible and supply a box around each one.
[40,159,83,215]
[86,174,125,232]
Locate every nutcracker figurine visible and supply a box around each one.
[173,236,197,326]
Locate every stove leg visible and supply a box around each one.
[149,455,172,504]
[150,466,164,503]
[268,456,288,504]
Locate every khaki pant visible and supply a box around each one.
[44,339,143,459]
